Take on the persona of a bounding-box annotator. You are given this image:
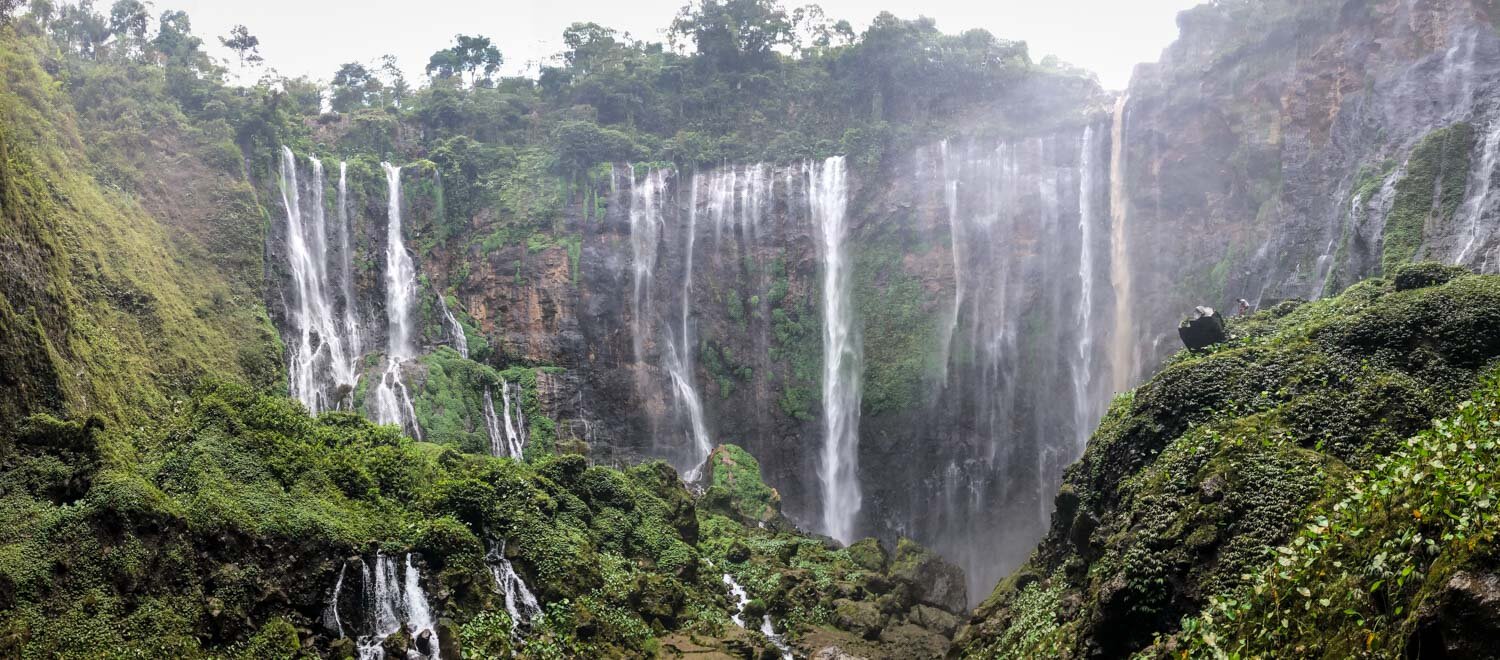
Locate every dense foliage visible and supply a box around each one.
[958,267,1500,658]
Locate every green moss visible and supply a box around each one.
[705,445,780,522]
[851,235,938,416]
[1381,123,1473,275]
[965,273,1500,657]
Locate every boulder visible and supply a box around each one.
[436,618,461,660]
[812,646,870,660]
[1406,569,1500,659]
[833,599,885,640]
[889,538,968,613]
[907,604,960,637]
[1178,306,1226,350]
[846,538,888,572]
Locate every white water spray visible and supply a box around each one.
[810,156,861,544]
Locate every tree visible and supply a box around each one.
[108,0,148,42]
[378,54,409,107]
[220,24,263,72]
[561,22,618,76]
[0,0,23,25]
[670,0,791,74]
[330,62,384,112]
[426,34,502,88]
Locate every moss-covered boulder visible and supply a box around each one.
[833,598,885,640]
[846,538,889,572]
[703,444,784,525]
[888,538,967,613]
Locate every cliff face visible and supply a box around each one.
[1116,0,1500,376]
[252,0,1500,623]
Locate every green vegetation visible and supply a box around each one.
[0,21,281,426]
[852,237,939,416]
[702,444,781,522]
[960,267,1500,658]
[1381,123,1473,275]
[767,259,822,420]
[1166,370,1500,658]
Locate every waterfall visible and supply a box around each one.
[810,156,861,544]
[371,163,422,439]
[357,553,439,660]
[1456,118,1500,264]
[278,147,358,413]
[628,168,665,369]
[322,562,347,638]
[937,139,964,383]
[437,294,468,358]
[486,541,540,632]
[484,380,526,459]
[1108,95,1136,393]
[1073,126,1099,454]
[917,133,1112,605]
[337,162,362,373]
[671,170,711,478]
[721,573,792,659]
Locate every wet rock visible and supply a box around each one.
[1178,306,1226,350]
[846,538,889,572]
[907,604,960,636]
[833,599,885,640]
[726,540,752,563]
[327,637,356,659]
[1406,570,1500,659]
[889,538,967,614]
[812,645,869,660]
[413,628,435,657]
[436,618,461,660]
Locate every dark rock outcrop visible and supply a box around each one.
[1178,306,1227,350]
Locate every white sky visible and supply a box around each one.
[165,0,1203,91]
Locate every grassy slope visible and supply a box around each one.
[0,25,280,426]
[958,264,1500,658]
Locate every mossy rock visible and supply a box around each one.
[705,444,783,524]
[1390,261,1471,291]
[833,598,886,640]
[847,538,889,572]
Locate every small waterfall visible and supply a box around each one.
[322,562,347,638]
[279,147,358,413]
[486,541,540,633]
[810,156,861,544]
[1456,118,1500,264]
[357,553,440,660]
[1108,95,1136,393]
[937,140,964,383]
[671,170,711,478]
[437,294,468,359]
[721,574,792,659]
[337,162,362,373]
[484,380,526,459]
[371,163,422,439]
[628,168,666,369]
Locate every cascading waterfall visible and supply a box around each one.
[809,156,862,544]
[668,170,712,478]
[279,147,359,413]
[371,163,423,439]
[438,294,468,359]
[921,131,1111,604]
[1073,127,1099,454]
[484,380,527,459]
[486,541,540,633]
[1108,95,1136,393]
[721,573,792,659]
[336,162,362,372]
[322,562,347,638]
[356,553,439,660]
[1456,118,1500,264]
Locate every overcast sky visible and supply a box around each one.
[165,0,1204,91]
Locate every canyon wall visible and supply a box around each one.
[260,0,1500,611]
